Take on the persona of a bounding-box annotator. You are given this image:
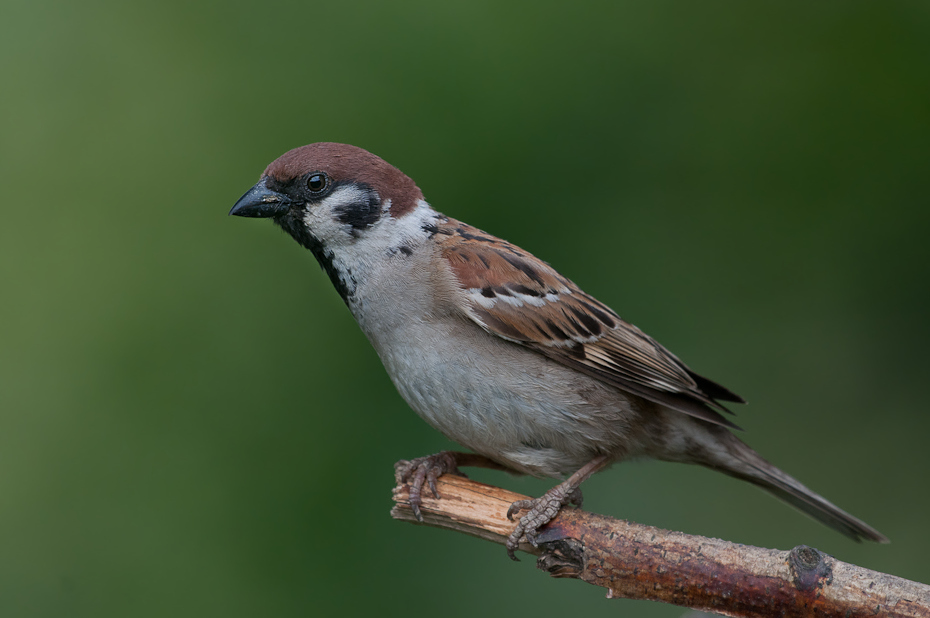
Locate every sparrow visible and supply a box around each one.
[230,142,888,558]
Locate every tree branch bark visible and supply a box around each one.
[391,474,929,617]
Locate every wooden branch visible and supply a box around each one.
[391,475,930,617]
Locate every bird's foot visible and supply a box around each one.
[394,451,468,522]
[505,484,584,561]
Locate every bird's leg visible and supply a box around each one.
[505,454,610,560]
[395,451,509,522]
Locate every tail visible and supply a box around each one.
[695,428,889,543]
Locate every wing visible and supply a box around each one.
[437,219,745,429]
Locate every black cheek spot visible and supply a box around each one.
[334,185,382,236]
[397,246,413,256]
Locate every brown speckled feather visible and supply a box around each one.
[232,143,889,546]
[436,218,745,429]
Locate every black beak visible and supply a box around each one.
[229,178,291,218]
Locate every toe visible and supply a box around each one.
[506,499,532,521]
[505,530,523,561]
[426,466,442,499]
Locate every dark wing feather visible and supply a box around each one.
[439,220,744,429]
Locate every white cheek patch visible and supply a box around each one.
[311,199,438,281]
[325,185,375,213]
[356,200,434,253]
[302,207,346,245]
[302,185,382,245]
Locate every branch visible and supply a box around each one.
[391,475,930,617]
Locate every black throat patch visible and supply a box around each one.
[273,211,356,305]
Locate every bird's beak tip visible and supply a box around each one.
[230,180,289,218]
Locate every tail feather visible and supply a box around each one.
[704,430,889,543]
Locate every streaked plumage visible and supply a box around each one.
[230,142,888,557]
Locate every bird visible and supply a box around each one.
[229,142,888,558]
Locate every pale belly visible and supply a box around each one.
[370,317,641,478]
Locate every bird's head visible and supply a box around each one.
[230,143,431,303]
[230,142,424,252]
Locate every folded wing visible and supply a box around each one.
[439,220,744,429]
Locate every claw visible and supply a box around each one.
[504,482,585,559]
[506,499,531,521]
[393,460,415,486]
[426,467,442,498]
[506,541,521,561]
[568,487,584,509]
[395,451,465,522]
[525,529,539,547]
[502,455,609,560]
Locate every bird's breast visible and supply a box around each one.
[362,309,641,477]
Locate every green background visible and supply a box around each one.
[2,1,928,616]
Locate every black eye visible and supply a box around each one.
[307,172,329,194]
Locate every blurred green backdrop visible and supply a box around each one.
[2,1,928,616]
